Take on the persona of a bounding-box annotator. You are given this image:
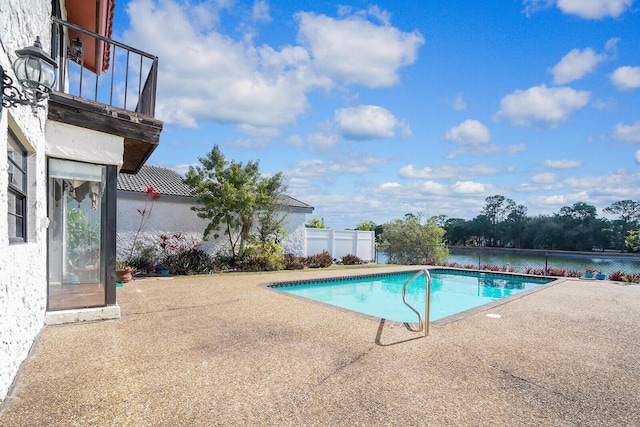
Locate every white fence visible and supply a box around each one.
[304,229,376,261]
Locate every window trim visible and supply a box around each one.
[7,130,28,243]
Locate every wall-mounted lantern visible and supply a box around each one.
[1,36,58,114]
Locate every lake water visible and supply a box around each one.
[377,248,640,275]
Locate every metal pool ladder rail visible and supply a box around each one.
[401,268,431,336]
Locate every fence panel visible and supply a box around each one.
[304,229,375,261]
[305,229,332,257]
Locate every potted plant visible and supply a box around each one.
[116,260,136,283]
[595,271,606,280]
[584,269,595,279]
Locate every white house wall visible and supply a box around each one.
[116,194,309,261]
[116,195,220,259]
[0,0,53,404]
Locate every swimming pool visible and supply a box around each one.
[269,269,554,323]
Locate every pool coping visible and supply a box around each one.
[261,267,566,328]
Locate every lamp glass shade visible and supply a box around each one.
[12,37,57,93]
[12,55,28,82]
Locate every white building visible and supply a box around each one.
[1,0,162,403]
[116,165,314,262]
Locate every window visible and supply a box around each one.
[7,131,27,243]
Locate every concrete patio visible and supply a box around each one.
[1,266,639,426]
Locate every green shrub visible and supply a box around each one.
[213,251,237,271]
[126,243,157,273]
[283,254,305,270]
[306,250,333,268]
[340,254,364,265]
[162,248,215,275]
[241,239,285,271]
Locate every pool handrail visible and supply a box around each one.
[401,268,431,336]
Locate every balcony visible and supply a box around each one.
[49,17,163,173]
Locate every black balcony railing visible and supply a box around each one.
[51,17,158,117]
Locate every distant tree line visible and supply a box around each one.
[442,196,640,252]
[351,197,640,254]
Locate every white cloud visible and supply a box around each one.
[229,124,282,149]
[171,163,198,177]
[123,1,422,131]
[532,173,557,184]
[124,0,311,129]
[295,11,425,88]
[398,165,437,179]
[452,181,487,194]
[610,66,640,91]
[307,132,339,152]
[398,164,499,180]
[523,0,632,19]
[417,181,449,195]
[452,93,467,110]
[543,159,583,169]
[550,48,606,84]
[605,37,621,55]
[189,0,233,30]
[371,182,443,206]
[287,135,304,147]
[236,124,281,138]
[334,105,398,140]
[555,0,633,19]
[612,120,640,143]
[398,120,413,139]
[287,157,387,187]
[495,84,590,128]
[562,171,640,199]
[592,97,617,111]
[444,119,491,144]
[635,151,640,163]
[380,182,401,189]
[252,0,271,23]
[522,0,557,16]
[358,5,393,26]
[508,143,528,155]
[527,194,575,210]
[442,120,527,159]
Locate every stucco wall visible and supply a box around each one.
[0,0,53,404]
[281,212,306,256]
[116,194,309,262]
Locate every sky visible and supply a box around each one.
[112,0,640,230]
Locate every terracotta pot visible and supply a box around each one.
[116,269,133,283]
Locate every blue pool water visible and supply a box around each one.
[270,269,554,322]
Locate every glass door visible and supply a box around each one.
[48,158,106,310]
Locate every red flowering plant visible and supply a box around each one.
[158,233,202,274]
[126,186,161,263]
[159,233,200,257]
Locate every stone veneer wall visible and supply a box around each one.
[0,0,53,404]
[116,194,309,262]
